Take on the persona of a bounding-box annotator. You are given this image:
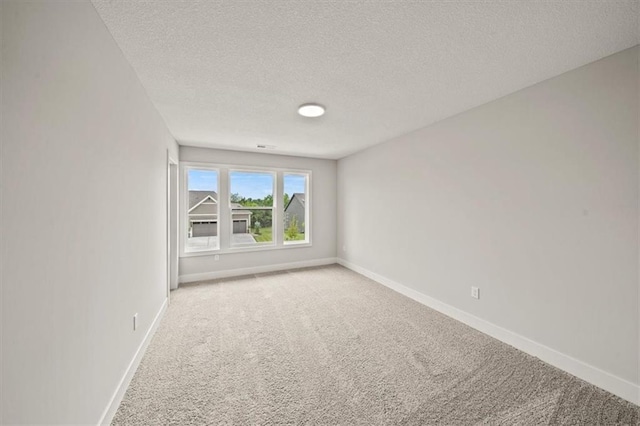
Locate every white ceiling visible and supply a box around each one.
[92,1,639,159]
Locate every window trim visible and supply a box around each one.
[229,169,277,249]
[180,161,312,258]
[283,171,311,246]
[181,164,221,256]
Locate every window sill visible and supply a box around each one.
[180,242,312,258]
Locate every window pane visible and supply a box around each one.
[230,171,274,245]
[186,169,219,252]
[230,171,274,206]
[283,173,308,244]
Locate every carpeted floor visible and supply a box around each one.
[113,265,639,425]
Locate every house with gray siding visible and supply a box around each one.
[284,193,305,233]
[189,191,252,237]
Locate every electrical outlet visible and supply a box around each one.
[133,313,138,331]
[342,245,347,252]
[471,287,480,299]
[214,254,219,261]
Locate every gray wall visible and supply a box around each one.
[179,147,337,279]
[1,2,179,423]
[338,47,639,387]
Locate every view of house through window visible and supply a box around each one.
[283,173,308,244]
[186,168,219,252]
[182,165,310,254]
[230,171,274,246]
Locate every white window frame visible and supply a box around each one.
[283,172,311,246]
[229,169,276,249]
[181,164,221,256]
[180,161,312,257]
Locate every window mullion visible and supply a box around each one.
[219,167,230,250]
[275,170,284,246]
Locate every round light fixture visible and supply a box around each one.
[298,103,325,118]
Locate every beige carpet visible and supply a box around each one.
[113,265,639,425]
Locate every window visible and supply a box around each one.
[283,173,309,244]
[230,171,275,247]
[181,163,311,256]
[185,168,219,252]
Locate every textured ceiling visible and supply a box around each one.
[92,1,639,159]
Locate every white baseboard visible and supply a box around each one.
[178,257,338,284]
[98,298,168,425]
[337,258,640,406]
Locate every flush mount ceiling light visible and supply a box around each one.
[297,103,325,118]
